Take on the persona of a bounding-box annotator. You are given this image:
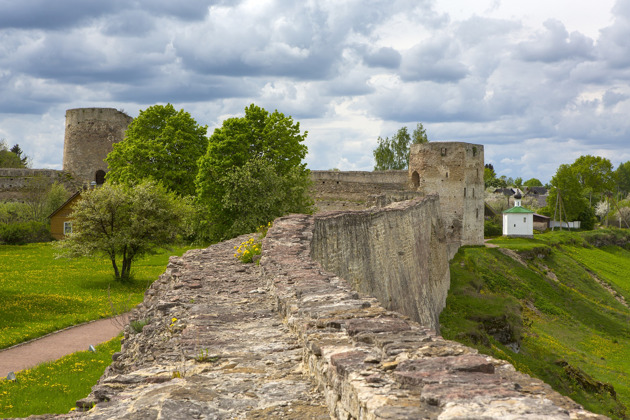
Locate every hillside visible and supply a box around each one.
[440,229,630,419]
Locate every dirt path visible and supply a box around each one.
[0,314,128,377]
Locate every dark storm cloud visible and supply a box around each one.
[0,0,214,30]
[0,0,122,30]
[110,75,258,104]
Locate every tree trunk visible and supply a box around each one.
[111,258,120,280]
[121,254,133,281]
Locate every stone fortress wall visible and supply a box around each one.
[311,196,450,332]
[62,108,132,186]
[70,204,603,419]
[0,168,72,202]
[312,142,485,257]
[409,142,485,258]
[0,108,131,202]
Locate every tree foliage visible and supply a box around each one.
[571,155,614,204]
[546,163,590,222]
[616,161,630,196]
[523,178,543,187]
[195,104,312,242]
[373,123,428,170]
[10,144,29,167]
[60,181,191,281]
[23,179,70,222]
[106,104,208,197]
[0,140,26,168]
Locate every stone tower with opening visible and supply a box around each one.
[409,142,484,258]
[63,108,132,186]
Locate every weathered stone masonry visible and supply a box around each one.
[63,108,132,186]
[62,200,604,419]
[310,196,449,332]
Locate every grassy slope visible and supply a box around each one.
[0,335,121,418]
[0,242,193,349]
[440,230,630,420]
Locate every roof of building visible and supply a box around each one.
[503,206,534,214]
[48,190,82,219]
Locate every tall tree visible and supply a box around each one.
[570,155,614,205]
[373,123,429,170]
[412,123,429,144]
[10,144,29,167]
[106,104,208,197]
[196,104,312,242]
[616,161,630,197]
[546,163,589,222]
[60,181,190,281]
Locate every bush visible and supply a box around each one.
[484,218,502,237]
[0,221,53,245]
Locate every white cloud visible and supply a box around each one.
[0,0,628,185]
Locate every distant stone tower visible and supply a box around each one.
[63,108,132,186]
[409,142,484,258]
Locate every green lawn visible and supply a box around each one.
[0,242,194,349]
[441,231,630,419]
[0,335,121,418]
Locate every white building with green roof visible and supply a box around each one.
[502,192,534,237]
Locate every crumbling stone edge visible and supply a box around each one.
[261,213,607,419]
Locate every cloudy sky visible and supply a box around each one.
[1,0,629,183]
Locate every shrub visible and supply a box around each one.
[0,221,53,245]
[484,218,502,238]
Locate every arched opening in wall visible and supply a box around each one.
[411,171,420,189]
[95,170,106,185]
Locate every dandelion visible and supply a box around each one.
[171,317,177,323]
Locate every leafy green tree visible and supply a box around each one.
[571,155,614,205]
[23,178,70,222]
[523,178,543,187]
[0,140,25,168]
[10,144,28,167]
[514,177,523,188]
[616,161,630,196]
[106,104,208,197]
[373,123,429,170]
[60,181,191,281]
[196,104,312,242]
[412,123,429,144]
[546,164,589,222]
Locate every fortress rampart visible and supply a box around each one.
[310,196,449,332]
[0,168,72,201]
[310,170,421,212]
[70,201,603,419]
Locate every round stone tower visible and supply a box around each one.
[63,108,132,186]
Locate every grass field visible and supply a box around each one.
[440,230,630,419]
[0,242,194,349]
[0,335,121,418]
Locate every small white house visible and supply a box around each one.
[502,192,534,237]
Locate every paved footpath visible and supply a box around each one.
[0,315,127,378]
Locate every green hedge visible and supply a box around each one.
[0,222,53,245]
